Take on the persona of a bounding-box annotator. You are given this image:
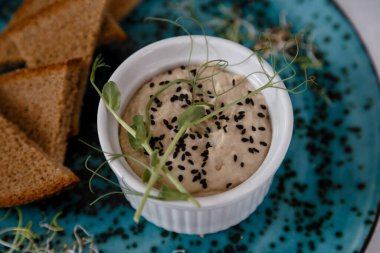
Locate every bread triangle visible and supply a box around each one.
[0,114,79,208]
[6,0,108,134]
[6,0,108,67]
[0,60,83,163]
[5,0,125,45]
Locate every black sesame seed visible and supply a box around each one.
[223,125,228,133]
[151,107,157,112]
[185,151,191,156]
[165,161,173,166]
[240,162,245,168]
[171,116,177,123]
[236,124,244,130]
[191,169,198,174]
[190,69,197,76]
[241,138,249,142]
[249,136,254,143]
[241,129,246,135]
[260,141,268,146]
[149,82,155,88]
[180,65,186,70]
[188,159,194,165]
[258,112,265,118]
[176,86,182,92]
[201,161,207,167]
[252,126,257,131]
[168,166,173,171]
[178,165,186,171]
[232,79,236,86]
[201,169,207,175]
[219,115,226,120]
[248,147,259,153]
[258,127,266,131]
[189,134,196,140]
[201,179,207,189]
[234,154,237,162]
[191,146,198,150]
[170,95,178,102]
[260,104,267,110]
[178,175,183,182]
[168,70,172,74]
[181,154,186,161]
[163,119,169,125]
[237,102,243,105]
[201,150,209,157]
[205,142,212,149]
[226,183,232,188]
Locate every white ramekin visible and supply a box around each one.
[97,35,293,234]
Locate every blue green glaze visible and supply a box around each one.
[0,0,379,252]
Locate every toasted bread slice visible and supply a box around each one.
[5,0,126,45]
[0,34,24,69]
[109,0,141,21]
[0,60,83,163]
[6,0,108,134]
[6,0,108,67]
[0,114,79,208]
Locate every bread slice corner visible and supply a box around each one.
[0,59,84,163]
[0,114,79,208]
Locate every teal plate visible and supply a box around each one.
[1,0,379,252]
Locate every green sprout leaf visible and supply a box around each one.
[158,184,189,201]
[177,105,205,128]
[128,115,148,150]
[102,81,121,111]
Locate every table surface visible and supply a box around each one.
[334,0,380,252]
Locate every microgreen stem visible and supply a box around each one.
[133,170,160,223]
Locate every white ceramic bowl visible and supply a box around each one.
[97,35,293,234]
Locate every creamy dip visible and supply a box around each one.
[119,65,272,196]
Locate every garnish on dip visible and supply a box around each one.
[120,64,272,196]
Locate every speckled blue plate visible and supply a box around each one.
[1,0,379,252]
